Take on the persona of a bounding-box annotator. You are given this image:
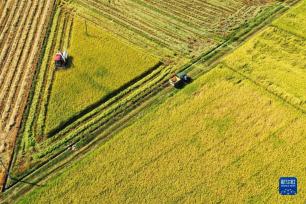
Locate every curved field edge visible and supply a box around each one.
[14,67,306,203]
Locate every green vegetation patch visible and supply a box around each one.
[45,16,160,133]
[16,67,306,203]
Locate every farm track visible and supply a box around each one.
[0,0,56,192]
[1,0,301,200]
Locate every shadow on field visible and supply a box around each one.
[47,61,163,138]
[65,56,74,69]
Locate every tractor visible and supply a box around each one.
[54,51,68,68]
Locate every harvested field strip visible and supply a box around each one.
[110,1,206,42]
[144,0,219,28]
[128,0,210,35]
[0,0,55,192]
[1,0,43,128]
[7,0,55,131]
[0,0,16,36]
[21,9,60,154]
[69,0,275,56]
[130,0,208,32]
[192,0,237,14]
[0,0,55,131]
[37,11,73,136]
[75,0,176,49]
[147,0,221,23]
[0,0,25,75]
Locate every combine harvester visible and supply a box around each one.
[169,72,191,88]
[54,51,68,68]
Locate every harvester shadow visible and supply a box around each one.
[65,56,74,69]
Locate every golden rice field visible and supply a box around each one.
[223,26,306,111]
[46,16,160,133]
[16,67,306,203]
[7,0,279,185]
[273,0,306,38]
[1,0,305,202]
[13,1,306,202]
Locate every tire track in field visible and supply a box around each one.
[6,0,56,131]
[0,0,23,73]
[0,0,56,192]
[38,10,74,136]
[0,0,38,119]
[0,0,14,34]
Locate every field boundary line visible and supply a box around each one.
[223,63,306,115]
[1,0,302,200]
[270,24,306,41]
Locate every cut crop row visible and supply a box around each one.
[0,0,42,130]
[36,11,74,137]
[75,0,177,50]
[0,0,56,192]
[19,7,64,152]
[9,61,171,183]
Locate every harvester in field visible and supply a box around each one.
[54,51,68,68]
[169,72,191,88]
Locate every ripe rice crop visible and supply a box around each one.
[273,0,306,38]
[15,67,306,203]
[223,26,306,111]
[2,0,297,199]
[45,16,160,133]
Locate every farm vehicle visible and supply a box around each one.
[54,51,68,68]
[169,72,191,88]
